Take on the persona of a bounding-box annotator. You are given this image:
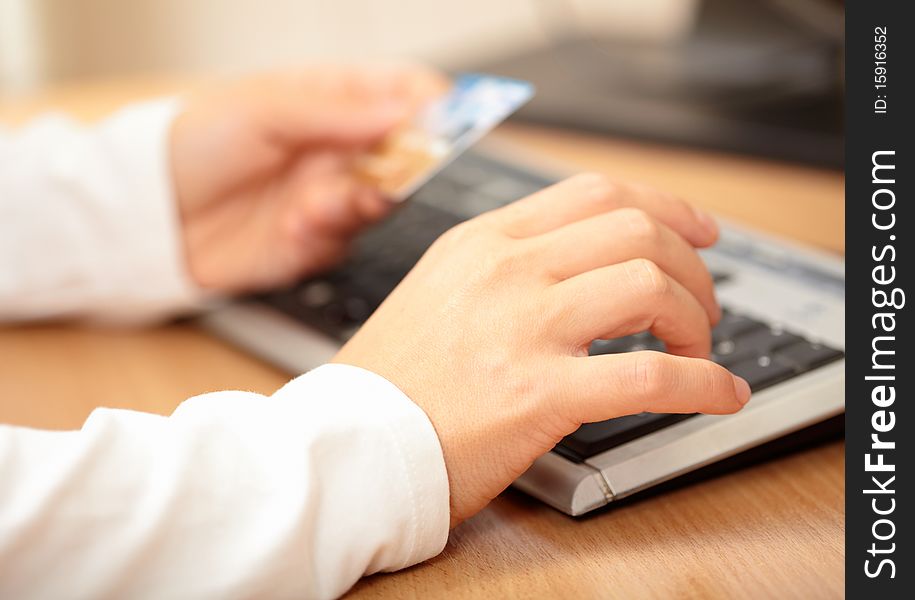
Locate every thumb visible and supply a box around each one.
[271,100,409,148]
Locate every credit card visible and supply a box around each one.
[354,74,534,201]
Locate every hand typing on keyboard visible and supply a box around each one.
[333,172,751,527]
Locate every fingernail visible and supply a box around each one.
[733,376,752,406]
[692,206,718,236]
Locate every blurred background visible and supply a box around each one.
[1,0,843,166]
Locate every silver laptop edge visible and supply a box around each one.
[199,149,845,517]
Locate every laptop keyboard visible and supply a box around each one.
[257,151,844,462]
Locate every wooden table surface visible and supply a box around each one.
[0,77,845,598]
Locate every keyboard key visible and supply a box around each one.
[299,281,335,308]
[589,338,631,355]
[711,310,765,344]
[322,302,349,326]
[589,333,664,356]
[712,327,802,367]
[728,355,795,391]
[710,270,732,284]
[560,413,693,458]
[773,340,844,371]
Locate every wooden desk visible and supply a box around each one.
[0,78,845,598]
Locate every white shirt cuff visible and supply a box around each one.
[282,363,451,571]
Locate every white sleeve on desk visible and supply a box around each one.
[0,363,451,599]
[0,99,202,323]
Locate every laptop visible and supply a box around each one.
[200,146,845,516]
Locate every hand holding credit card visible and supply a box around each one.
[354,74,534,201]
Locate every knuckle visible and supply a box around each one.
[477,240,527,280]
[508,239,540,266]
[475,202,511,225]
[630,352,671,399]
[619,208,660,242]
[437,220,478,247]
[570,172,619,205]
[627,258,670,299]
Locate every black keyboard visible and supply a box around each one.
[258,152,844,463]
[258,152,546,339]
[262,200,459,338]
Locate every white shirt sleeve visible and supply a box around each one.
[0,363,451,599]
[0,105,452,597]
[0,99,201,322]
